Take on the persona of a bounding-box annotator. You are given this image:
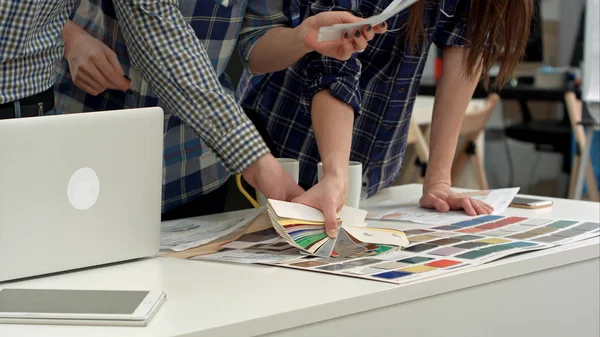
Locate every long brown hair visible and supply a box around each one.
[407,0,534,89]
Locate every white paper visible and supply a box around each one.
[366,188,520,225]
[268,198,339,222]
[339,205,368,227]
[342,225,409,247]
[221,237,280,250]
[193,250,304,264]
[582,0,600,103]
[160,209,262,251]
[317,0,418,41]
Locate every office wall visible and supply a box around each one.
[482,0,584,196]
[558,0,586,66]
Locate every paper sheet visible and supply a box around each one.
[317,0,419,41]
[175,209,598,285]
[160,209,263,251]
[193,249,304,264]
[366,188,520,225]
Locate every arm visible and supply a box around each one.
[312,90,354,184]
[246,27,311,74]
[420,46,492,215]
[241,1,384,75]
[111,1,303,201]
[111,0,267,174]
[418,0,492,215]
[293,90,354,238]
[424,46,479,188]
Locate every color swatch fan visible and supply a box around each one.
[267,199,409,258]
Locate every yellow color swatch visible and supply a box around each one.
[477,238,510,244]
[409,235,437,243]
[401,265,438,274]
[278,219,324,226]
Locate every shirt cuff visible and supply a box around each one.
[302,71,362,116]
[212,117,271,174]
[434,21,469,49]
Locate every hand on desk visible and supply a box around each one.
[420,182,494,216]
[292,176,347,239]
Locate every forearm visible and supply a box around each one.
[425,46,480,187]
[247,27,311,75]
[62,20,86,56]
[311,90,354,179]
[112,0,269,174]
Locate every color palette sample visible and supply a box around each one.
[272,215,598,285]
[197,210,599,286]
[267,200,409,258]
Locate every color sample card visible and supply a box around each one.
[267,200,408,258]
[195,206,599,286]
[429,246,465,256]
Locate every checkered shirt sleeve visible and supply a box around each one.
[0,1,72,103]
[112,0,270,174]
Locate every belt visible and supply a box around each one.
[0,86,55,120]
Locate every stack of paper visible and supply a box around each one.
[317,0,419,41]
[267,199,409,258]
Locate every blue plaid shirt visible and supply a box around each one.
[0,1,71,103]
[55,0,287,213]
[237,0,470,198]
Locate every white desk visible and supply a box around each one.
[1,185,599,337]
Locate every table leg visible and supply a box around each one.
[573,127,596,200]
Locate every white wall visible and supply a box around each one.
[558,0,586,66]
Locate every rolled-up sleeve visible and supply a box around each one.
[299,53,362,115]
[112,0,269,174]
[434,0,471,48]
[300,1,362,115]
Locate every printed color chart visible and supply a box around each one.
[267,216,599,284]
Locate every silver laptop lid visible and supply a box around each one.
[0,108,164,281]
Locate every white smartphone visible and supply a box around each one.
[509,197,553,209]
[0,288,165,326]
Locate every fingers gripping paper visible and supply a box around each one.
[317,0,419,42]
[267,199,409,258]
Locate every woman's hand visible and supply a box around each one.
[420,182,494,216]
[295,12,387,60]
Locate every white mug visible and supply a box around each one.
[237,158,300,208]
[257,158,299,206]
[317,161,363,208]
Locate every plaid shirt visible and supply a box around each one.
[55,0,286,213]
[0,1,71,103]
[237,0,470,198]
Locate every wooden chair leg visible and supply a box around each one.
[451,150,469,186]
[568,156,580,199]
[471,153,490,190]
[585,162,600,201]
[395,152,419,185]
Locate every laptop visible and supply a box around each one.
[0,108,164,282]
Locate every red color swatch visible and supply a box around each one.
[427,259,461,268]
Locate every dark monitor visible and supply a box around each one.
[523,0,544,62]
